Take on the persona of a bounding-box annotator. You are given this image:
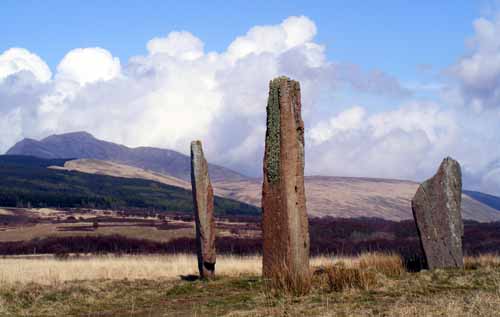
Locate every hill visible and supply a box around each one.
[50,158,192,190]
[463,190,500,211]
[215,177,500,222]
[6,131,246,182]
[53,159,500,222]
[0,155,258,215]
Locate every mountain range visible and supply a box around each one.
[7,132,245,182]
[6,132,500,222]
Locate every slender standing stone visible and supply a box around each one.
[262,76,310,292]
[191,140,216,279]
[411,157,464,269]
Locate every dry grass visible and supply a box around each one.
[326,265,377,292]
[263,265,312,296]
[321,252,403,292]
[311,252,404,271]
[0,253,499,316]
[358,252,405,276]
[465,254,500,270]
[0,252,399,286]
[0,254,262,285]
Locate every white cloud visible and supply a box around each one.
[480,162,500,196]
[226,16,317,61]
[147,31,204,60]
[0,48,51,82]
[56,48,121,85]
[281,16,318,48]
[0,108,23,151]
[310,106,366,144]
[307,102,459,180]
[453,15,500,110]
[1,16,499,195]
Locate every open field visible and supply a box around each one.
[0,254,499,316]
[2,208,500,260]
[0,208,259,243]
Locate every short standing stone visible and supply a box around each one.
[262,76,310,292]
[411,157,464,269]
[191,140,216,278]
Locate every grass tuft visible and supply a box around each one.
[465,254,500,270]
[326,264,377,292]
[358,252,405,276]
[263,265,312,297]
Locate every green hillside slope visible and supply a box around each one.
[0,155,259,215]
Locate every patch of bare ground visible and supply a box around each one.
[0,253,499,316]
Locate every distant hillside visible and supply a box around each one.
[214,177,500,222]
[463,190,500,211]
[55,159,500,222]
[50,159,192,190]
[0,155,258,216]
[6,131,246,182]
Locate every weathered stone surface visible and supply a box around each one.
[190,140,216,279]
[411,157,464,269]
[262,76,310,290]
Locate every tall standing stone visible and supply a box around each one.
[190,140,216,279]
[411,157,464,269]
[262,76,310,292]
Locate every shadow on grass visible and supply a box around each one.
[180,274,199,281]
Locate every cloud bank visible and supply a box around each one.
[0,15,499,195]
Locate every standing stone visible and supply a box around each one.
[190,140,216,279]
[262,76,310,292]
[411,157,464,269]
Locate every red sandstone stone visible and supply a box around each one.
[262,77,310,292]
[191,140,216,279]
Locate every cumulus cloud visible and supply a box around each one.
[308,100,500,195]
[226,16,317,61]
[452,14,500,111]
[308,102,459,180]
[56,48,121,85]
[310,106,366,144]
[0,48,51,82]
[0,15,499,195]
[147,31,205,60]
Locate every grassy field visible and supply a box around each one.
[0,253,499,316]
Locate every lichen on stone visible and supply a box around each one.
[265,77,284,184]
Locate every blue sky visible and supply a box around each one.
[0,1,483,79]
[1,1,500,195]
